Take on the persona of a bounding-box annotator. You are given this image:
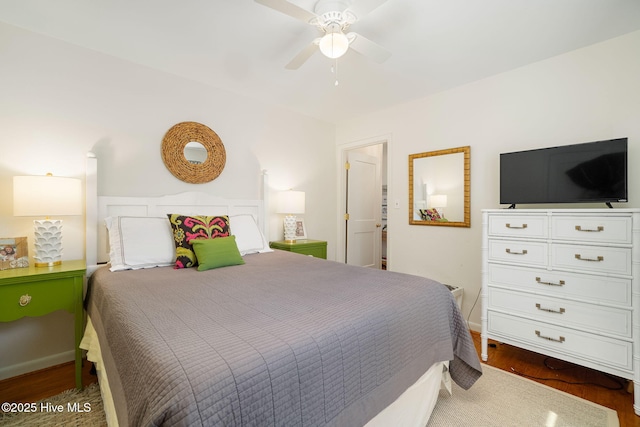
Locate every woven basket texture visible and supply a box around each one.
[161,121,226,184]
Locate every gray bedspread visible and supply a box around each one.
[87,250,481,427]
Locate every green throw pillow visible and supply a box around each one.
[191,236,245,271]
[167,214,230,269]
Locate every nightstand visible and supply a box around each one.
[270,239,327,259]
[0,260,86,389]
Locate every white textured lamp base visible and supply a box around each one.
[33,219,64,267]
[283,215,297,242]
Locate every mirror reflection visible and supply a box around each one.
[184,141,208,165]
[409,146,470,227]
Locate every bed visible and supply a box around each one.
[81,159,482,426]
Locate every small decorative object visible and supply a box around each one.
[0,237,29,270]
[13,174,82,267]
[294,219,307,240]
[162,121,226,184]
[276,190,305,242]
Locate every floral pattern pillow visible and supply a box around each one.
[420,208,442,221]
[167,214,230,268]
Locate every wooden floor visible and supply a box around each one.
[0,331,638,426]
[0,359,97,404]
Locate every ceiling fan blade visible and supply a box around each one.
[285,42,319,70]
[254,0,317,23]
[347,32,391,63]
[347,0,389,18]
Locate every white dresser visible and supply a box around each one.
[481,209,640,415]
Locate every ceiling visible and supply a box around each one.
[2,0,640,124]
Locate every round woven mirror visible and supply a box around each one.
[161,121,226,184]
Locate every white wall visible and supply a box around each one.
[0,22,337,379]
[3,22,639,380]
[337,30,640,330]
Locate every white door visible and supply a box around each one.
[346,151,382,267]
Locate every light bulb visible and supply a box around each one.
[319,32,349,59]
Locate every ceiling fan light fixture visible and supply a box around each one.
[319,31,349,59]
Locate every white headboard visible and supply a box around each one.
[85,154,269,274]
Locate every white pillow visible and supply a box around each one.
[105,216,176,271]
[230,214,273,256]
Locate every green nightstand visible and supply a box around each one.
[270,239,327,259]
[0,260,86,389]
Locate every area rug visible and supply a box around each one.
[0,365,619,427]
[427,364,619,427]
[0,383,106,427]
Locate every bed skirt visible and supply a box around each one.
[80,317,119,427]
[81,317,447,427]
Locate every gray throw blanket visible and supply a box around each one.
[87,250,481,426]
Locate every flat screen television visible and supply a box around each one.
[500,138,628,207]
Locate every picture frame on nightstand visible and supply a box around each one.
[294,219,307,239]
[0,237,29,270]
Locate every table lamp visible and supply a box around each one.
[13,174,82,267]
[277,190,305,242]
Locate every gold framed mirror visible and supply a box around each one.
[409,146,470,227]
[161,121,226,184]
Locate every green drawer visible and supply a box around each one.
[270,239,327,259]
[0,278,76,321]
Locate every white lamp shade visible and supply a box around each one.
[277,190,305,215]
[13,175,83,217]
[429,194,448,208]
[319,32,349,59]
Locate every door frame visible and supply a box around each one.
[336,134,391,266]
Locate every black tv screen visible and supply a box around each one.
[500,138,628,206]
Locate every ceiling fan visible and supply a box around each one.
[255,0,392,69]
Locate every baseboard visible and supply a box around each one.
[0,350,75,381]
[467,321,481,333]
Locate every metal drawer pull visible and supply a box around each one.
[506,223,527,229]
[575,225,604,232]
[505,249,528,255]
[535,330,565,343]
[535,277,565,287]
[536,303,565,314]
[19,294,32,307]
[575,254,604,262]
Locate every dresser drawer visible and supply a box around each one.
[552,216,632,244]
[0,278,76,321]
[552,244,632,275]
[488,214,548,238]
[488,240,547,266]
[488,287,631,337]
[488,264,632,307]
[488,311,633,371]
